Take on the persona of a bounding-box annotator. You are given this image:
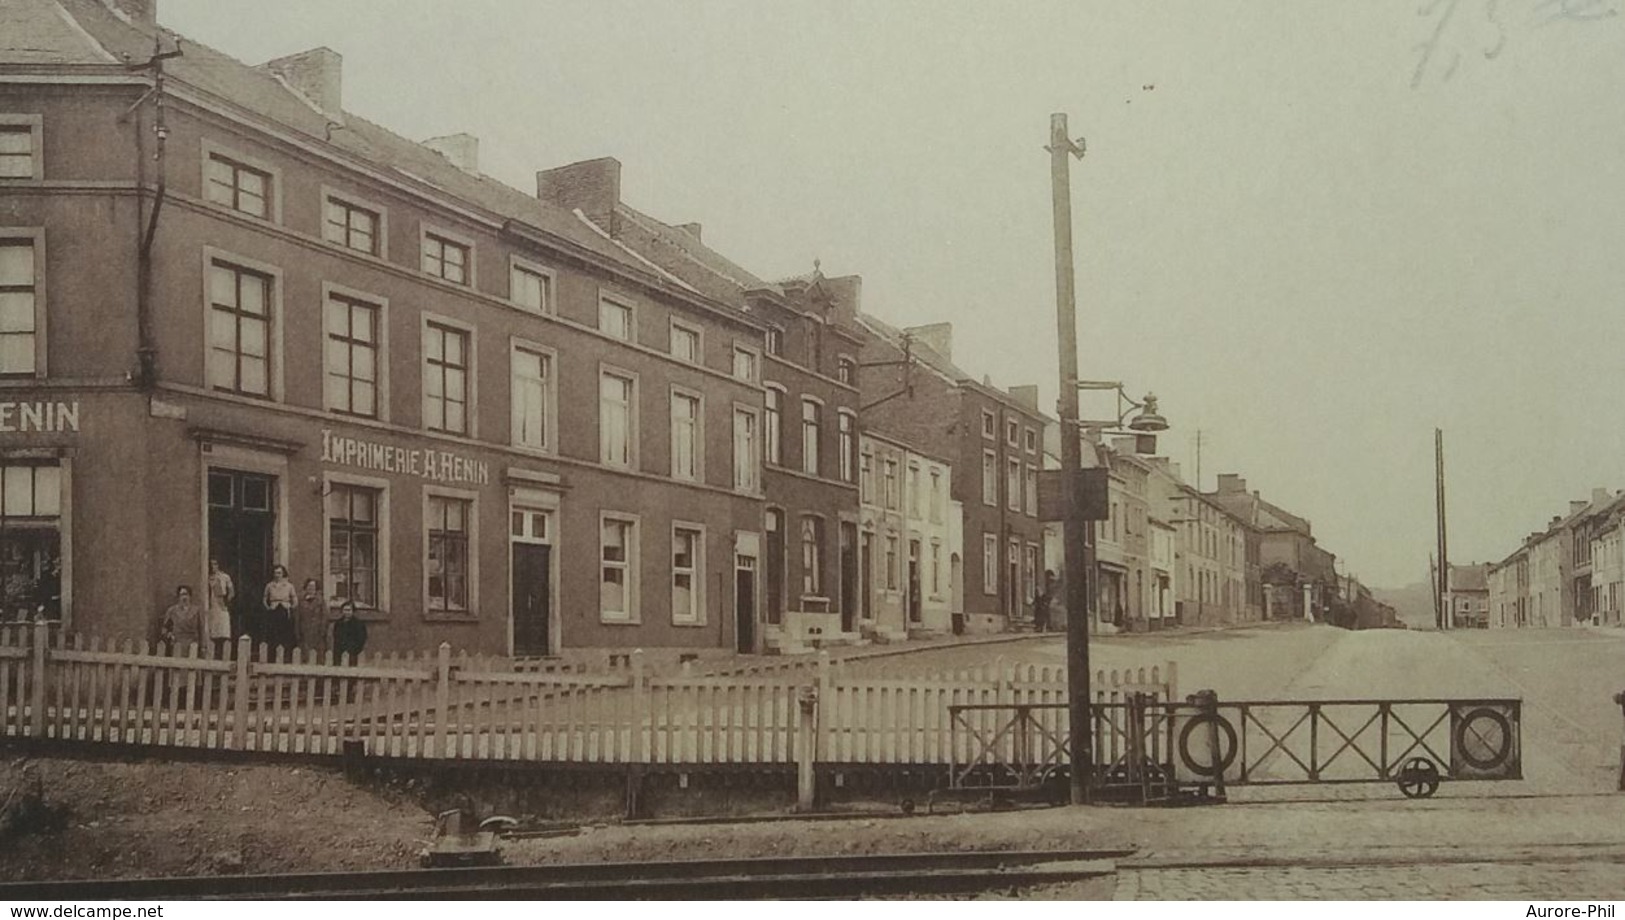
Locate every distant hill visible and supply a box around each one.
[1371,582,1436,630]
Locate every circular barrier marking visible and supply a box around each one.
[1454,706,1512,771]
[1176,713,1238,778]
[1398,757,1440,799]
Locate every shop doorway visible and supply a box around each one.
[735,553,757,654]
[907,539,922,625]
[207,469,276,641]
[510,508,553,657]
[839,522,857,632]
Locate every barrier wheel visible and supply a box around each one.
[899,798,916,816]
[1397,757,1440,799]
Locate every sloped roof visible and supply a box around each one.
[31,0,678,289]
[614,205,772,308]
[2,0,121,65]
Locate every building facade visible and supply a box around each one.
[857,432,957,640]
[5,0,778,657]
[856,318,1048,633]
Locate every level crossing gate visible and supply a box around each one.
[945,693,1522,802]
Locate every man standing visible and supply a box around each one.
[1032,570,1058,633]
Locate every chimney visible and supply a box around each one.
[1008,385,1039,412]
[423,134,479,174]
[903,322,953,362]
[676,222,702,240]
[263,48,343,115]
[106,0,157,28]
[1594,487,1611,505]
[1215,474,1246,495]
[538,158,621,234]
[1571,500,1590,516]
[1110,436,1138,456]
[821,275,862,322]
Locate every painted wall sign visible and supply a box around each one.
[319,429,492,486]
[0,401,79,433]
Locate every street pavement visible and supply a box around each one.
[834,622,1625,898]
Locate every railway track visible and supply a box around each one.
[0,848,1131,900]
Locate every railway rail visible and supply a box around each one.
[0,848,1131,900]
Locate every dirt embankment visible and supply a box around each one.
[0,756,432,882]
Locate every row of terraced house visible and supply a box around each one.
[1,0,1356,663]
[1481,486,1625,629]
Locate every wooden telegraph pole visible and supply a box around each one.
[1049,113,1092,805]
[1435,429,1449,630]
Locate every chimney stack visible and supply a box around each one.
[676,223,702,241]
[903,322,953,362]
[819,275,862,322]
[1593,487,1611,505]
[1008,385,1039,412]
[1572,500,1590,516]
[537,157,622,234]
[1215,473,1247,495]
[263,48,343,116]
[423,133,479,174]
[106,0,157,28]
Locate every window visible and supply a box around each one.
[421,232,469,284]
[838,412,856,483]
[837,356,856,385]
[982,450,997,506]
[426,496,470,612]
[328,484,379,608]
[423,322,469,434]
[883,458,899,510]
[860,449,874,504]
[511,345,553,451]
[885,535,899,591]
[801,516,823,596]
[0,239,38,375]
[1024,464,1038,517]
[600,296,634,340]
[732,346,757,382]
[673,526,703,624]
[0,462,61,620]
[208,261,272,397]
[765,326,783,356]
[733,407,759,492]
[0,120,39,180]
[671,322,701,363]
[1025,428,1038,454]
[982,410,996,439]
[983,533,998,595]
[601,516,638,621]
[324,294,378,418]
[764,387,783,465]
[671,390,701,481]
[324,196,379,255]
[1007,418,1019,446]
[206,154,269,218]
[929,469,943,524]
[1024,544,1039,602]
[511,263,552,313]
[600,371,636,467]
[907,463,921,520]
[800,399,821,476]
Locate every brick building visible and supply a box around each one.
[550,178,865,652]
[2,0,772,656]
[856,317,1048,633]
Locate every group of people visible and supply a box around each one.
[157,558,368,662]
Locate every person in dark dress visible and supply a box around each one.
[1032,570,1057,633]
[332,600,367,664]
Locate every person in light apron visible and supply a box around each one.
[205,558,234,658]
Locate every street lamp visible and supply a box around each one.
[1050,112,1172,806]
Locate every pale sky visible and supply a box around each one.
[159,0,1625,588]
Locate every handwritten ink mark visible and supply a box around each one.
[1531,0,1618,26]
[1412,0,1465,88]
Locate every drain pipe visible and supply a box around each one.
[125,38,183,392]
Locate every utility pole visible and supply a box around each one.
[1435,429,1449,631]
[1194,429,1203,493]
[1049,113,1092,805]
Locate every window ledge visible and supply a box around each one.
[600,616,642,626]
[671,620,709,629]
[423,611,478,623]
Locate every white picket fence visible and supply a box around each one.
[0,622,1175,768]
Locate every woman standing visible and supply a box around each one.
[262,564,297,659]
[204,558,234,658]
[293,577,328,659]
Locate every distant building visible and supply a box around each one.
[1207,475,1325,623]
[1445,563,1490,629]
